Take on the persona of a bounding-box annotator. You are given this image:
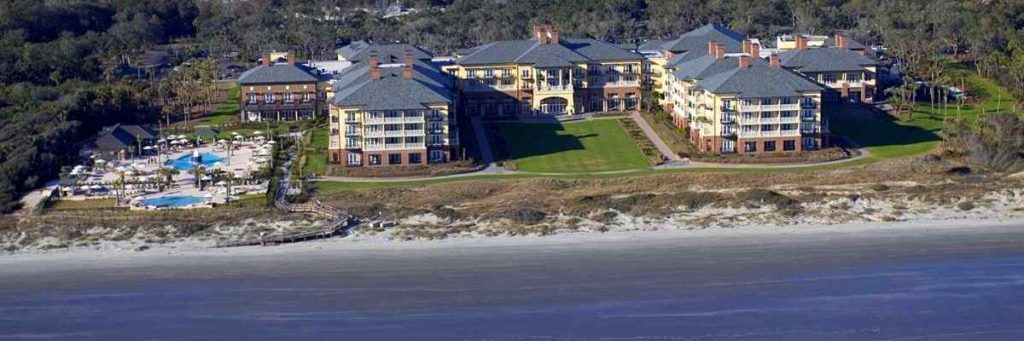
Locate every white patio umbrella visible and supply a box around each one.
[253,131,263,135]
[231,131,240,135]
[266,140,277,144]
[215,181,227,186]
[170,140,180,145]
[90,185,103,190]
[218,139,228,144]
[201,175,213,181]
[234,135,244,140]
[125,184,135,190]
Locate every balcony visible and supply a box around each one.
[759,117,781,124]
[364,131,384,138]
[720,116,735,124]
[535,84,574,93]
[780,116,801,124]
[801,115,816,121]
[344,130,360,137]
[721,106,736,112]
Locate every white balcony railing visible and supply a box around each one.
[780,116,801,124]
[759,117,781,124]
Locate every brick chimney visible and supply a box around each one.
[742,39,761,58]
[795,35,808,50]
[769,53,780,67]
[402,49,414,79]
[534,26,549,44]
[369,52,380,80]
[286,52,296,65]
[262,53,271,66]
[708,40,718,55]
[738,55,750,68]
[547,26,559,45]
[714,43,725,60]
[835,35,847,48]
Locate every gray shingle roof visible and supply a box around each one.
[335,41,370,59]
[332,59,453,111]
[345,43,433,63]
[238,64,319,85]
[94,124,156,152]
[825,35,867,50]
[694,60,823,98]
[456,37,642,66]
[779,47,877,73]
[663,24,745,54]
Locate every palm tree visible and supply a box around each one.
[158,167,180,190]
[223,171,236,204]
[192,165,207,190]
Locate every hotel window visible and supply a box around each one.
[761,124,774,131]
[823,73,836,83]
[760,112,773,119]
[485,68,494,78]
[388,154,402,165]
[429,135,443,145]
[783,140,796,151]
[782,111,797,118]
[781,97,795,104]
[302,92,311,102]
[409,153,422,164]
[368,154,381,166]
[521,69,531,78]
[782,124,798,131]
[345,137,358,146]
[406,136,423,144]
[625,94,637,110]
[744,141,757,152]
[521,98,532,114]
[248,94,257,104]
[347,153,361,166]
[264,93,274,103]
[802,136,816,149]
[345,126,359,135]
[609,95,620,111]
[742,98,756,107]
[429,150,445,162]
[501,78,514,87]
[331,128,339,136]
[643,63,652,73]
[467,70,476,79]
[331,116,339,123]
[847,72,861,82]
[742,112,755,120]
[764,141,777,152]
[606,75,618,83]
[284,92,294,103]
[588,64,601,74]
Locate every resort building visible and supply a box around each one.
[237,52,328,122]
[327,44,458,167]
[637,24,751,111]
[663,41,826,154]
[446,25,646,116]
[776,35,878,103]
[92,124,159,160]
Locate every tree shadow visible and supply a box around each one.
[828,103,940,150]
[491,121,588,162]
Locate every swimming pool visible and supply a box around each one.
[140,196,209,208]
[164,152,224,171]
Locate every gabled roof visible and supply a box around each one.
[332,59,453,111]
[94,124,156,152]
[672,54,759,80]
[825,36,867,50]
[663,24,745,54]
[778,47,877,73]
[456,37,643,66]
[335,41,370,59]
[692,59,823,98]
[238,63,319,85]
[343,43,433,63]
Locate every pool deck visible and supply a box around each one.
[58,141,271,210]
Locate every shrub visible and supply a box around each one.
[869,183,890,192]
[736,189,799,209]
[957,201,976,211]
[491,207,547,224]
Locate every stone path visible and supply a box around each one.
[629,112,682,162]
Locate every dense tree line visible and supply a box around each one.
[3,0,1024,212]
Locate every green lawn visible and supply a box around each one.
[303,129,329,175]
[193,86,240,127]
[497,119,651,173]
[47,198,117,212]
[832,68,1016,159]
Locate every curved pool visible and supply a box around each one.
[165,152,224,171]
[141,196,209,208]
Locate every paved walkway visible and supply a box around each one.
[630,112,682,162]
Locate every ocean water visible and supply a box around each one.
[2,226,1024,340]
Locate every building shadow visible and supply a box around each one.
[491,121,588,162]
[827,103,940,149]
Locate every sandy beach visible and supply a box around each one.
[3,216,1023,274]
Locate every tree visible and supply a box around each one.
[158,166,179,189]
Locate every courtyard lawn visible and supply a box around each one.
[832,69,1016,159]
[497,118,651,173]
[202,85,241,126]
[302,129,329,175]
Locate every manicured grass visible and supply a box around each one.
[832,69,1016,159]
[303,129,329,175]
[47,198,117,211]
[497,119,651,173]
[188,85,240,127]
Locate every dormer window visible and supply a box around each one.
[264,93,275,104]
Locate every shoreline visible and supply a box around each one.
[3,215,1023,270]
